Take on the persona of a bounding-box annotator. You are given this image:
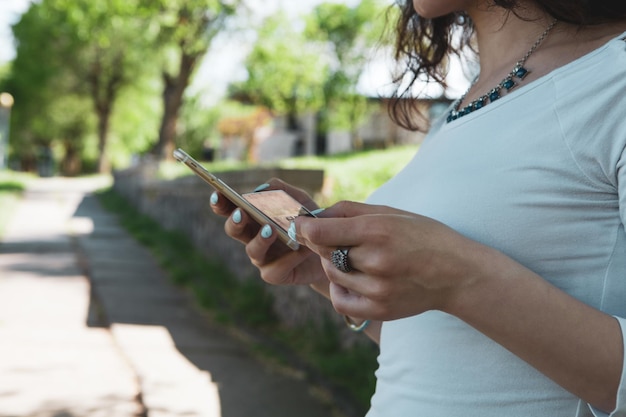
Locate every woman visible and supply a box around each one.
[211,1,626,415]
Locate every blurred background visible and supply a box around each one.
[0,0,465,177]
[0,2,469,416]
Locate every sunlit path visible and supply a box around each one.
[0,177,333,417]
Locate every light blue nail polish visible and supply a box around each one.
[253,183,270,192]
[210,192,218,205]
[310,208,325,216]
[261,224,273,239]
[288,221,297,241]
[232,209,242,224]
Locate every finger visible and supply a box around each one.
[328,282,373,318]
[245,223,281,266]
[294,202,407,248]
[260,178,318,210]
[321,200,406,218]
[295,216,367,249]
[321,252,368,290]
[224,208,261,245]
[246,226,321,285]
[210,191,237,217]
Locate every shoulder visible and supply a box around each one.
[550,30,626,187]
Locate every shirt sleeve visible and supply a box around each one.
[588,316,626,417]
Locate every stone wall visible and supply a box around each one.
[112,162,364,343]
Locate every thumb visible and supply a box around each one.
[321,200,405,218]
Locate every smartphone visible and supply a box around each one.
[173,148,315,250]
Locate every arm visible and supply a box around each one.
[447,244,624,414]
[295,202,624,414]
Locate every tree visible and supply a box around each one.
[6,1,86,172]
[7,0,154,173]
[176,94,222,159]
[61,0,153,172]
[229,1,389,155]
[229,12,329,130]
[141,0,243,161]
[305,0,389,150]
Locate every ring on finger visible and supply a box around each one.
[330,248,353,273]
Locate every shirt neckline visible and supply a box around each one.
[433,29,626,134]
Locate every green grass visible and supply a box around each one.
[160,145,419,206]
[159,158,251,180]
[0,172,30,238]
[101,146,421,414]
[98,186,377,413]
[97,189,278,326]
[279,145,418,205]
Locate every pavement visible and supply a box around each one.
[0,176,336,417]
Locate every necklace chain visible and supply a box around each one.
[447,19,558,123]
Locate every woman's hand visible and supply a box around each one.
[210,179,328,286]
[293,201,490,321]
[295,201,623,411]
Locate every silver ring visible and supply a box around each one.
[331,248,352,273]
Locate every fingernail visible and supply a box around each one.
[310,208,325,216]
[232,209,242,224]
[288,221,297,241]
[210,192,218,205]
[261,224,273,239]
[253,183,270,192]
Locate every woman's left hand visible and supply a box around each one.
[294,201,490,321]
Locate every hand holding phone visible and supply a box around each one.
[173,148,315,250]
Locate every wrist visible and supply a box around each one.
[442,243,513,319]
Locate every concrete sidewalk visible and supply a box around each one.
[0,177,335,417]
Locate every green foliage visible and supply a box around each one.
[4,0,243,171]
[279,145,419,205]
[230,0,390,137]
[305,0,390,136]
[137,0,243,159]
[154,144,420,410]
[96,146,420,413]
[305,0,388,60]
[6,2,66,162]
[6,0,159,173]
[230,12,328,117]
[96,187,278,328]
[176,95,223,156]
[158,155,251,181]
[107,78,162,167]
[97,184,378,413]
[0,181,24,193]
[3,0,400,174]
[160,144,419,205]
[138,0,239,66]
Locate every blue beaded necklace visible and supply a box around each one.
[447,19,558,123]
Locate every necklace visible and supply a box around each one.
[447,19,558,123]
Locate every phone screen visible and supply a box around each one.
[242,190,314,233]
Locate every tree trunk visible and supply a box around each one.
[88,53,123,173]
[152,52,197,160]
[95,107,111,173]
[61,140,82,176]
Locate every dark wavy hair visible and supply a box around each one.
[390,0,626,130]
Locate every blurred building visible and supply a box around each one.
[220,97,452,163]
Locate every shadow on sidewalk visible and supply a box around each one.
[71,194,335,417]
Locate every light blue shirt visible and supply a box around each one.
[366,32,626,417]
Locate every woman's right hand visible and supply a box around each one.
[210,179,328,287]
